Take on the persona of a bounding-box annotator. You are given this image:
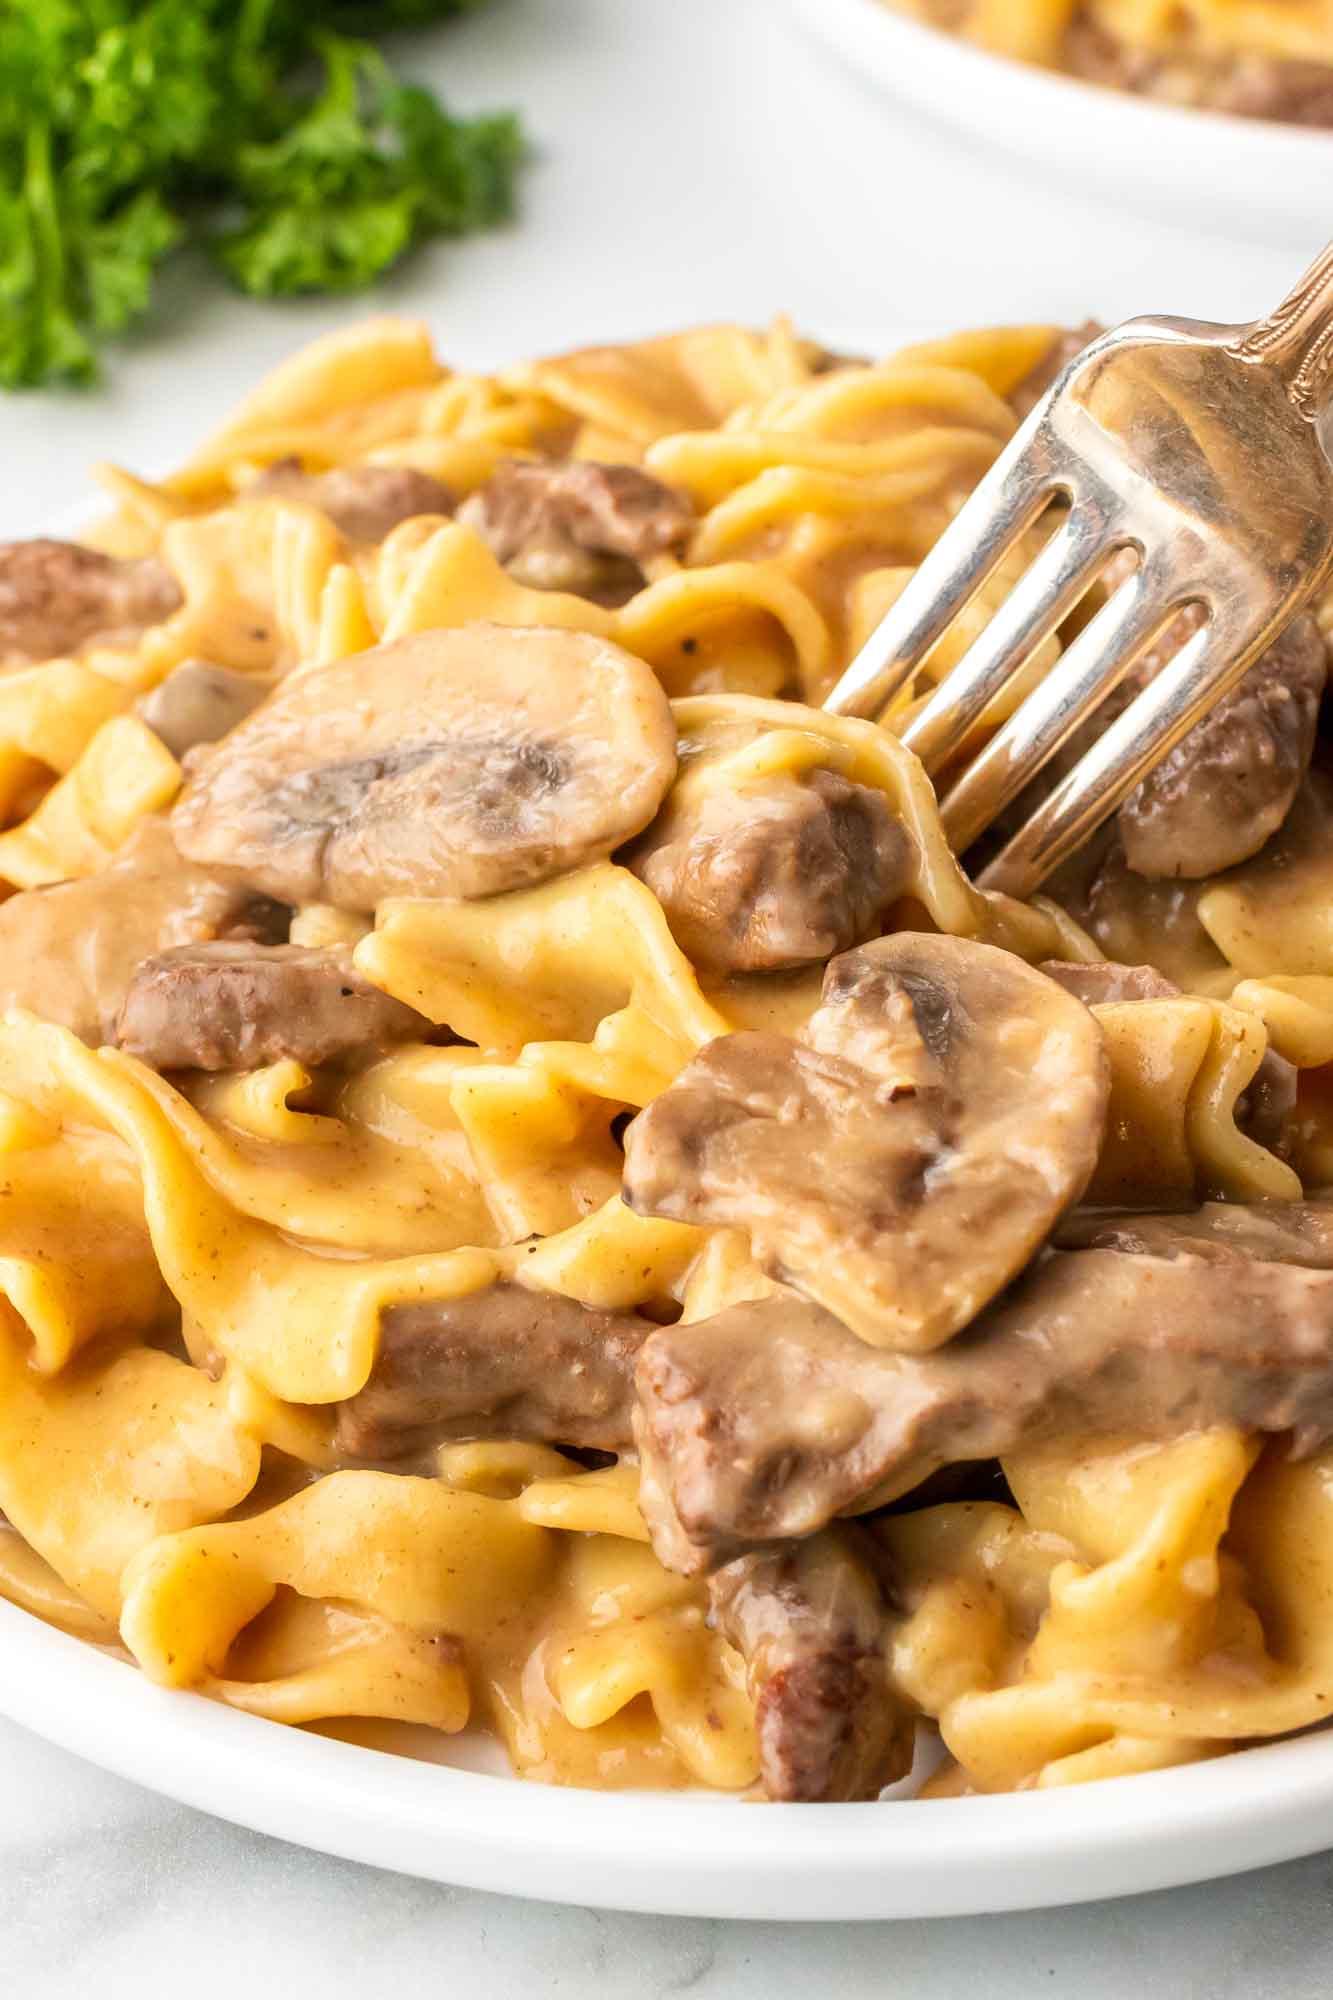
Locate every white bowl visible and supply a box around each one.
[5,1595,1333,1918]
[780,0,1332,246]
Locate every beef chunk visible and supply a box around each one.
[253,462,454,542]
[0,540,182,663]
[457,460,692,601]
[707,1529,909,1802]
[136,661,271,760]
[633,1200,1333,1571]
[1009,582,1325,885]
[114,941,429,1072]
[335,1282,653,1462]
[0,818,261,1045]
[1117,613,1326,879]
[628,768,913,975]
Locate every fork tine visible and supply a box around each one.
[977,606,1265,900]
[936,559,1171,853]
[898,504,1114,776]
[822,426,1057,720]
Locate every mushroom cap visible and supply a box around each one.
[171,624,678,910]
[622,932,1110,1351]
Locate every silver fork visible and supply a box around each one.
[823,244,1333,899]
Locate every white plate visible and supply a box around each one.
[7,358,1333,1923]
[5,1594,1333,1918]
[780,0,1332,246]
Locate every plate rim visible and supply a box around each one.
[5,1594,1333,1919]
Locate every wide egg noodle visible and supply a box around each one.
[0,1307,260,1620]
[884,1429,1333,1795]
[1,312,1331,1789]
[119,1456,757,1791]
[1088,996,1302,1204]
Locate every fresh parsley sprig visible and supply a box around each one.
[0,0,522,389]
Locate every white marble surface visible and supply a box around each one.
[6,1713,1333,1998]
[2,0,1332,1984]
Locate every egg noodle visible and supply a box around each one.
[3,314,1333,1800]
[893,0,1333,119]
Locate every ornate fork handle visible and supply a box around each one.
[1227,240,1333,425]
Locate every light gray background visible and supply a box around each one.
[3,0,1330,1989]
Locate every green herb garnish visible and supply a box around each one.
[0,0,523,388]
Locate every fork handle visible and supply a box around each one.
[1227,240,1333,425]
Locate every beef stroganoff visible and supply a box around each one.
[4,315,1333,1803]
[892,1,1333,125]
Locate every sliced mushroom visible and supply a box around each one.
[457,460,693,602]
[334,1282,653,1463]
[623,934,1109,1350]
[251,461,454,543]
[707,1528,908,1802]
[135,660,272,761]
[634,1200,1333,1571]
[0,540,182,664]
[626,768,913,975]
[114,941,430,1073]
[0,818,262,1044]
[171,624,678,910]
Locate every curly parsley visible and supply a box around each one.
[0,0,523,388]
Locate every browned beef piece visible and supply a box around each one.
[136,661,271,760]
[0,818,262,1045]
[1008,322,1103,421]
[457,460,692,600]
[633,1201,1333,1572]
[114,942,429,1071]
[1117,613,1326,879]
[627,769,913,975]
[253,462,454,542]
[1008,590,1324,883]
[334,1282,654,1461]
[1063,12,1333,126]
[0,540,182,663]
[707,1529,910,1802]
